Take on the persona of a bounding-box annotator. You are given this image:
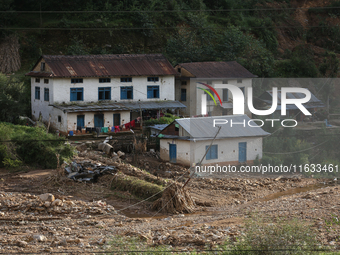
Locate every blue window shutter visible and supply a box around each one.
[107,87,111,100]
[156,87,159,98]
[131,87,133,99]
[70,88,75,101]
[35,87,40,100]
[206,145,211,160]
[206,145,217,160]
[211,145,218,159]
[121,87,127,99]
[147,87,152,98]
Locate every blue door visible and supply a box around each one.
[94,114,104,128]
[239,142,247,163]
[77,115,85,129]
[169,144,177,163]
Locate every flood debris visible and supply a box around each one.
[65,161,117,182]
[152,182,196,214]
[98,143,114,156]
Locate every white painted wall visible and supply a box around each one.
[31,75,175,133]
[175,78,252,117]
[31,77,54,121]
[194,79,252,116]
[66,111,130,131]
[160,136,263,166]
[51,107,68,132]
[160,139,191,165]
[52,76,175,103]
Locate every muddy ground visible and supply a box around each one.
[0,148,340,254]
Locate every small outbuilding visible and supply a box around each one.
[158,115,270,166]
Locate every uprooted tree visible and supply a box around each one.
[152,182,196,214]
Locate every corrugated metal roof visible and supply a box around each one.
[124,101,186,111]
[150,124,169,130]
[25,72,53,77]
[52,102,130,113]
[259,89,325,109]
[51,100,186,113]
[174,115,270,140]
[178,61,257,78]
[26,54,177,78]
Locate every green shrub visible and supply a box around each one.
[144,113,179,126]
[223,217,319,255]
[0,122,74,169]
[108,235,173,254]
[111,173,163,200]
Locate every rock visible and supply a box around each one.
[52,199,63,206]
[38,193,55,202]
[117,151,125,158]
[17,240,28,247]
[57,239,68,247]
[98,238,106,245]
[0,212,4,216]
[76,143,87,152]
[78,151,88,157]
[274,176,282,181]
[33,234,47,242]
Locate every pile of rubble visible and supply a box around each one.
[65,161,117,182]
[0,192,117,217]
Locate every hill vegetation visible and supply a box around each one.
[0,0,340,120]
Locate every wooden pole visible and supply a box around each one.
[182,126,221,189]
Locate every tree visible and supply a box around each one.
[0,74,29,123]
[318,51,340,117]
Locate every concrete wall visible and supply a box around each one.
[176,78,253,117]
[31,74,175,133]
[67,111,130,131]
[52,76,174,103]
[31,77,55,121]
[160,136,263,166]
[160,139,191,165]
[194,79,252,116]
[175,80,190,116]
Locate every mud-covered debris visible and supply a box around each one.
[152,182,196,214]
[65,161,117,182]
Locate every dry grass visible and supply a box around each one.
[111,172,163,201]
[152,182,196,214]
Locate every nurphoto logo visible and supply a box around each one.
[197,82,312,128]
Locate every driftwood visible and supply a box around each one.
[152,182,196,214]
[0,35,21,74]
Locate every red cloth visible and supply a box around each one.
[114,126,120,133]
[125,123,130,129]
[130,120,136,128]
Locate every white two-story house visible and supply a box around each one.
[26,54,184,134]
[174,61,257,117]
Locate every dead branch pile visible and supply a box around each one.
[0,35,21,73]
[152,182,196,214]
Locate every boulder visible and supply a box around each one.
[38,193,55,202]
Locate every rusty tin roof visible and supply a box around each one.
[51,100,186,113]
[26,54,177,78]
[177,61,257,78]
